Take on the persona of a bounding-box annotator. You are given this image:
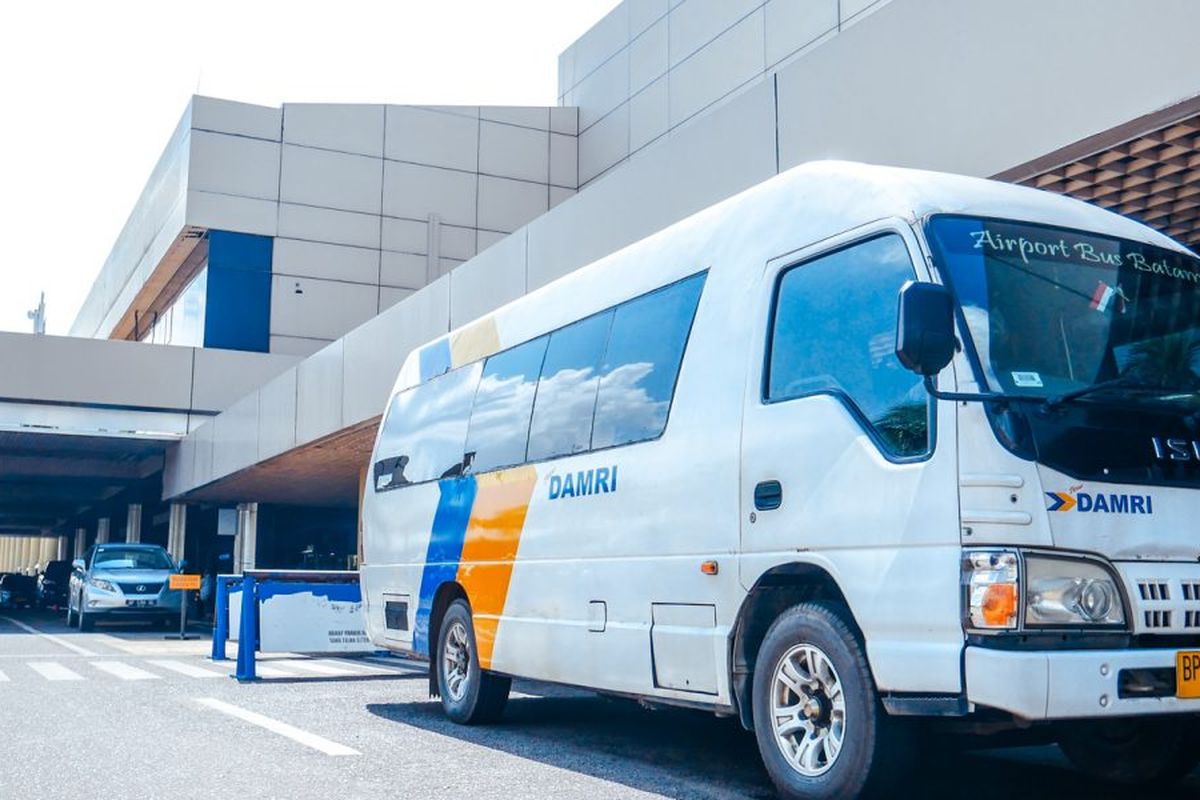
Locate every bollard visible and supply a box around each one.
[211,576,230,661]
[235,574,259,682]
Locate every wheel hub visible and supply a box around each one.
[442,620,471,702]
[770,643,847,777]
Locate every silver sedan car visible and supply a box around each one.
[66,544,182,631]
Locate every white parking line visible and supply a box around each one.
[0,668,8,682]
[252,664,300,678]
[2,616,98,657]
[91,661,160,681]
[195,697,360,756]
[148,659,226,679]
[29,662,84,681]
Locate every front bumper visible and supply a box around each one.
[83,591,179,614]
[966,646,1200,720]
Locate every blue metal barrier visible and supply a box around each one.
[210,570,363,683]
[211,576,232,661]
[235,574,259,682]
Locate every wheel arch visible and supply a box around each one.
[730,562,865,731]
[427,581,469,697]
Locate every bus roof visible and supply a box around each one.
[394,160,1191,394]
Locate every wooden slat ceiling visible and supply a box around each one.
[1012,113,1200,250]
[181,417,379,508]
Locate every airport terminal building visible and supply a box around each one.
[2,0,1200,574]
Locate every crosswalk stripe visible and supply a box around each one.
[0,668,9,682]
[29,662,84,681]
[280,660,357,676]
[91,661,160,681]
[253,663,302,678]
[147,660,226,679]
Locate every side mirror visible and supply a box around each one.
[895,281,957,377]
[71,558,85,572]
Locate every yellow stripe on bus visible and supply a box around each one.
[456,465,538,669]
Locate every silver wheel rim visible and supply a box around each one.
[771,643,847,777]
[442,620,471,702]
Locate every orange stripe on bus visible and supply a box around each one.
[456,465,538,669]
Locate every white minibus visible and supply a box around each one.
[361,161,1200,798]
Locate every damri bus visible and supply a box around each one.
[360,161,1200,798]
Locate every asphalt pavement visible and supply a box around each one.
[0,609,1197,799]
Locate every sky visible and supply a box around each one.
[0,0,621,335]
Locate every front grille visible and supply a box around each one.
[116,582,163,595]
[1144,610,1173,629]
[1117,564,1200,635]
[1137,581,1170,601]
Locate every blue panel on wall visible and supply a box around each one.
[203,230,273,352]
[208,230,273,272]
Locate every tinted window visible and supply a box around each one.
[527,311,614,461]
[92,547,173,571]
[592,274,705,449]
[464,336,549,473]
[768,235,928,457]
[375,363,482,489]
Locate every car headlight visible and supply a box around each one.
[89,578,117,593]
[964,550,1020,630]
[1024,555,1125,627]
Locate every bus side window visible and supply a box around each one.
[373,362,482,490]
[767,234,930,458]
[527,310,614,461]
[464,336,549,473]
[591,273,706,449]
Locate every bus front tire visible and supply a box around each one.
[1058,716,1200,787]
[751,602,901,800]
[436,599,510,725]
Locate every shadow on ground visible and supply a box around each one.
[369,682,1200,800]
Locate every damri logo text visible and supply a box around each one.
[1046,484,1153,515]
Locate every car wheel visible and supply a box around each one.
[436,599,511,725]
[78,604,94,632]
[751,602,904,800]
[65,602,75,627]
[1059,716,1200,786]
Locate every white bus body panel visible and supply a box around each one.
[361,161,1196,711]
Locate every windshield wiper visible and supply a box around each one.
[1044,375,1153,409]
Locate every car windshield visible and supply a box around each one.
[92,547,172,571]
[926,216,1200,409]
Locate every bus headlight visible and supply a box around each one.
[964,550,1019,630]
[1024,555,1125,627]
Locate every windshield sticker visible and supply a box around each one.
[968,229,1200,284]
[1047,485,1153,515]
[1089,281,1128,314]
[1011,371,1043,388]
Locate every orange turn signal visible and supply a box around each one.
[981,583,1018,627]
[700,560,719,575]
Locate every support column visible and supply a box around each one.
[95,517,110,545]
[74,527,87,560]
[0,538,11,571]
[57,535,69,561]
[167,503,187,562]
[126,503,142,544]
[236,502,258,574]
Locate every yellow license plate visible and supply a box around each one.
[1177,651,1200,698]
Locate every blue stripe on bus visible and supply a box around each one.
[418,339,452,383]
[412,476,478,655]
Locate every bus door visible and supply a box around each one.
[737,225,962,690]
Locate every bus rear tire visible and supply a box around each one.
[751,602,901,800]
[1058,716,1200,787]
[436,599,510,725]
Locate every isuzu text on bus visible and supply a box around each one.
[361,161,1200,799]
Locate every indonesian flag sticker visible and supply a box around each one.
[1090,281,1127,314]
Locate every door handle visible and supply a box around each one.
[754,480,783,511]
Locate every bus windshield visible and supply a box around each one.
[926,216,1200,409]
